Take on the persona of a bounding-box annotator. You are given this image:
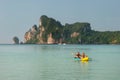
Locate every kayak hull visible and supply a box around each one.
[74,57,80,61]
[74,57,89,61]
[81,57,89,61]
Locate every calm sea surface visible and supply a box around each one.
[0,44,120,80]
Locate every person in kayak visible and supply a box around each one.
[81,52,89,58]
[81,52,86,58]
[74,52,81,59]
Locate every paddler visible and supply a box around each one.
[74,52,81,59]
[81,52,86,58]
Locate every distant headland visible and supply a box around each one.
[13,15,120,44]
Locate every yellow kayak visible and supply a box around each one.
[81,57,89,61]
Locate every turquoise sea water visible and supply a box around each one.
[0,44,120,80]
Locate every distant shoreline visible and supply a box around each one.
[0,43,120,45]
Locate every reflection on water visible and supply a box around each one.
[80,62,89,77]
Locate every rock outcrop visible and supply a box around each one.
[71,32,79,38]
[24,25,38,43]
[23,15,120,44]
[24,15,92,44]
[47,33,55,44]
[13,36,19,44]
[24,15,64,44]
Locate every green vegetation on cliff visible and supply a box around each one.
[24,15,120,44]
[40,15,63,42]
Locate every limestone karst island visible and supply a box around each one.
[16,15,120,44]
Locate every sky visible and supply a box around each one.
[0,0,120,44]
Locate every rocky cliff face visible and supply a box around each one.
[24,15,63,44]
[24,25,38,43]
[23,15,120,44]
[24,15,91,44]
[47,33,55,44]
